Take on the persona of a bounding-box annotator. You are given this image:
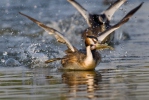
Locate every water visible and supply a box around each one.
[0,0,149,100]
[1,67,149,100]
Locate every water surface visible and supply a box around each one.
[0,0,149,100]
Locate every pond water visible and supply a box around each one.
[0,0,149,100]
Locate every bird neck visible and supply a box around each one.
[84,46,94,65]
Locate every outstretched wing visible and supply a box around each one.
[67,0,90,27]
[68,0,126,26]
[103,0,127,21]
[19,12,75,52]
[98,2,143,42]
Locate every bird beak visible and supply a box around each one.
[91,43,114,50]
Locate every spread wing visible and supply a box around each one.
[98,2,143,42]
[68,0,126,26]
[67,0,90,27]
[19,12,75,52]
[103,0,127,21]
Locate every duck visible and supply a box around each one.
[68,0,143,44]
[19,5,140,70]
[67,0,126,29]
[20,12,110,70]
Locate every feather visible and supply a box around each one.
[19,12,75,52]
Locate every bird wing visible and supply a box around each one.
[67,0,90,27]
[103,0,127,21]
[19,12,75,52]
[98,2,143,42]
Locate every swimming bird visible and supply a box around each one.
[19,6,138,70]
[68,0,143,44]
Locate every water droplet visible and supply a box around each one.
[42,39,45,42]
[34,5,37,8]
[1,59,5,63]
[125,51,128,56]
[3,52,7,56]
[110,51,112,54]
[5,58,21,66]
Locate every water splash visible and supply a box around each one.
[5,58,21,67]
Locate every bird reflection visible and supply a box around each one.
[61,71,102,99]
[32,68,138,100]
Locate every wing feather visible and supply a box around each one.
[98,2,143,42]
[67,0,90,27]
[19,12,75,52]
[103,0,127,21]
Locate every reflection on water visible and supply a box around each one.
[0,67,149,100]
[61,71,102,99]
